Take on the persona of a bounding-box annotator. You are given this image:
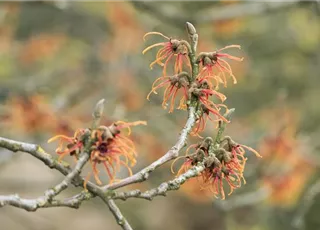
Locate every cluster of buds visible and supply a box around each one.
[172,137,261,199]
[48,120,146,187]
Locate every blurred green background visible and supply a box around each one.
[0,1,320,230]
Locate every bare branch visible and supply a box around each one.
[112,164,205,201]
[111,109,234,201]
[0,151,90,211]
[0,191,92,211]
[45,152,90,199]
[0,137,71,174]
[102,106,196,192]
[0,137,102,195]
[104,199,133,230]
[48,191,93,208]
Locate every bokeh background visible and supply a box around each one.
[0,1,320,230]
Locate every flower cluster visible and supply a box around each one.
[143,26,261,200]
[48,120,146,187]
[172,137,261,200]
[143,30,243,135]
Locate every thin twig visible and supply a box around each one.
[102,106,196,192]
[104,199,133,230]
[214,108,235,146]
[44,152,90,199]
[0,152,91,211]
[0,191,93,211]
[112,164,205,201]
[0,137,102,195]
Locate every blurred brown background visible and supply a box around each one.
[0,1,320,230]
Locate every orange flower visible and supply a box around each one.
[263,162,314,207]
[48,128,87,161]
[191,103,228,137]
[87,120,146,186]
[143,32,190,75]
[198,89,228,122]
[3,94,58,135]
[203,137,261,199]
[173,137,261,200]
[191,108,210,136]
[197,45,243,87]
[147,74,189,112]
[190,80,229,129]
[259,118,315,207]
[200,155,246,200]
[49,120,146,187]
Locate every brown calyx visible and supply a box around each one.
[170,39,187,55]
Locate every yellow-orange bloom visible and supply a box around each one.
[190,80,229,130]
[49,120,146,188]
[173,137,261,200]
[197,45,243,87]
[48,128,87,161]
[87,120,146,186]
[143,32,191,76]
[147,74,189,113]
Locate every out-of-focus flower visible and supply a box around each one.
[143,32,191,75]
[102,2,144,62]
[263,161,314,207]
[116,72,144,111]
[2,94,58,135]
[19,33,66,65]
[259,123,316,207]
